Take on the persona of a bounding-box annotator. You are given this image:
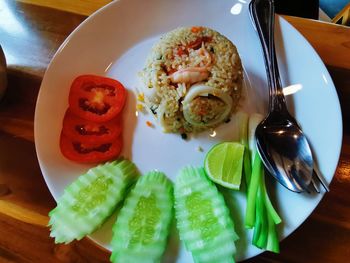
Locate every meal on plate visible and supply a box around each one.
[49,25,281,261]
[139,26,243,134]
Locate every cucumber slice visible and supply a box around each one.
[110,171,174,263]
[48,159,139,244]
[174,166,238,263]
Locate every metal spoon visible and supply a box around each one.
[0,45,7,101]
[249,0,315,193]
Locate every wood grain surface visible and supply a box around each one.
[284,16,350,70]
[0,1,349,262]
[17,0,112,16]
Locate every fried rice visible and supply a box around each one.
[139,26,243,134]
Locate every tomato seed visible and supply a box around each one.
[79,98,110,115]
[83,84,116,96]
[75,125,109,136]
[73,142,112,154]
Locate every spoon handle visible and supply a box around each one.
[249,0,286,113]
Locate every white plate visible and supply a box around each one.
[34,0,343,261]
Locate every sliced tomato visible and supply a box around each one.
[62,110,122,144]
[60,133,123,163]
[69,75,127,123]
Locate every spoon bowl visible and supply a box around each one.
[0,45,7,100]
[255,111,313,192]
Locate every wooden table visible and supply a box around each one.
[0,1,349,262]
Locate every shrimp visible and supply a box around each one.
[197,43,212,67]
[169,67,209,84]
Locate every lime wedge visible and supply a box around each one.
[204,142,245,190]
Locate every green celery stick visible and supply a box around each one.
[245,153,262,228]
